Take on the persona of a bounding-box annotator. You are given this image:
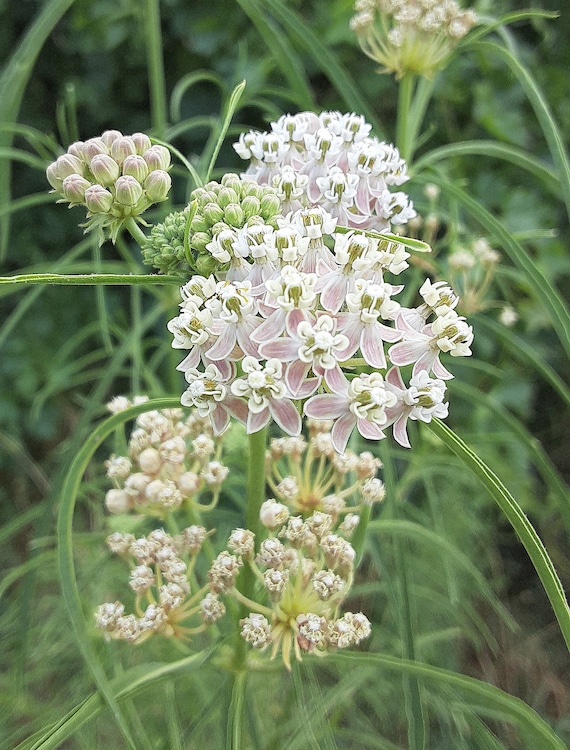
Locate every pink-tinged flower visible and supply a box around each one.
[315,167,362,227]
[260,312,349,398]
[205,280,261,361]
[384,367,449,448]
[336,278,403,368]
[271,167,309,214]
[167,303,233,380]
[253,266,318,343]
[388,309,473,379]
[286,207,338,273]
[230,357,301,436]
[181,364,248,435]
[304,372,398,454]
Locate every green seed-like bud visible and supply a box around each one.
[191,232,211,253]
[100,130,123,149]
[260,193,281,217]
[203,202,225,224]
[61,174,92,203]
[224,203,244,227]
[143,145,171,171]
[216,187,239,208]
[196,252,220,275]
[144,169,171,202]
[90,154,120,185]
[56,153,85,179]
[122,154,149,183]
[190,215,209,233]
[83,137,109,161]
[84,184,114,213]
[132,132,152,155]
[114,175,143,206]
[240,195,261,218]
[111,136,137,166]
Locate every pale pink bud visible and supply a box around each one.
[101,129,123,148]
[132,132,152,154]
[143,144,171,171]
[55,153,85,179]
[89,154,120,185]
[114,175,143,206]
[122,154,149,183]
[67,141,85,159]
[144,170,171,202]
[46,162,62,190]
[61,174,91,203]
[84,184,114,213]
[111,136,137,165]
[83,137,109,161]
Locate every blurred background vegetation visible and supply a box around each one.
[1,0,569,747]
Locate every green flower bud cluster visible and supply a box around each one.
[141,210,189,277]
[188,173,282,275]
[46,130,172,242]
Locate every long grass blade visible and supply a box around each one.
[426,419,570,651]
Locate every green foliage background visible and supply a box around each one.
[1,0,569,748]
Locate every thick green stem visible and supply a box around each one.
[0,273,181,286]
[124,217,150,249]
[396,73,415,163]
[143,0,168,138]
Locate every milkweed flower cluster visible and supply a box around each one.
[95,526,223,643]
[350,0,477,78]
[103,399,230,519]
[46,130,172,241]
[167,200,472,451]
[234,110,416,232]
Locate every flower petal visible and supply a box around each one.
[331,411,357,454]
[269,398,302,436]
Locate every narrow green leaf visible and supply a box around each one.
[0,0,76,261]
[472,41,570,225]
[329,652,566,749]
[205,80,247,183]
[0,273,182,287]
[426,419,570,651]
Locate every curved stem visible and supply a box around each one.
[143,0,168,138]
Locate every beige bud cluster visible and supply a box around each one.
[46,130,172,241]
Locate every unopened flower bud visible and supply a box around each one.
[191,232,212,254]
[240,195,261,218]
[100,130,123,149]
[138,447,162,474]
[132,132,152,154]
[203,202,225,224]
[224,203,244,227]
[144,170,172,202]
[46,162,63,190]
[216,186,238,208]
[61,174,92,204]
[259,193,281,216]
[114,175,144,206]
[122,154,149,183]
[111,136,137,165]
[83,137,109,161]
[67,141,85,159]
[56,153,85,179]
[143,145,171,171]
[84,184,114,213]
[90,154,120,185]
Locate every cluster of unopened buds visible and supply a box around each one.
[46,130,172,241]
[350,0,477,78]
[104,397,229,518]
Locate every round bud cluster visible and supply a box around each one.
[142,210,189,276]
[184,173,282,276]
[350,0,477,79]
[103,402,229,519]
[46,129,172,241]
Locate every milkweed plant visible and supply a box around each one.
[3,0,570,748]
